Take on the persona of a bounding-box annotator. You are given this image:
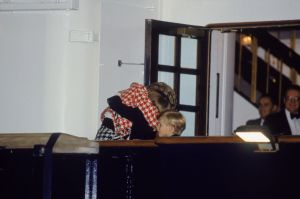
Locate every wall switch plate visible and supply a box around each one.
[69,30,96,43]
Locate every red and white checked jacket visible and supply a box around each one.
[101,83,159,138]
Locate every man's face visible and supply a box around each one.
[285,89,300,113]
[258,97,274,119]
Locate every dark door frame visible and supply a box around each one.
[144,19,210,135]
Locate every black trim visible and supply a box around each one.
[177,104,200,112]
[158,65,201,74]
[42,133,61,199]
[216,73,220,118]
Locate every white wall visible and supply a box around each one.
[160,0,300,26]
[63,1,100,139]
[0,0,100,139]
[98,0,159,115]
[1,0,300,139]
[209,31,236,136]
[232,92,259,131]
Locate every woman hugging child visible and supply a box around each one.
[95,82,185,140]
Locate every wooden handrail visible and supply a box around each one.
[155,136,243,144]
[98,136,300,147]
[98,140,157,148]
[247,30,300,74]
[1,133,300,149]
[206,19,300,30]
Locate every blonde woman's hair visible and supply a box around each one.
[147,82,177,111]
[159,110,186,135]
[148,90,172,113]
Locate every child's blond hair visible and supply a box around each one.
[158,110,186,135]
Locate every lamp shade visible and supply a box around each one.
[234,125,272,143]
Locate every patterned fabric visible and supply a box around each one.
[119,82,159,129]
[100,107,132,137]
[98,82,159,139]
[95,119,123,140]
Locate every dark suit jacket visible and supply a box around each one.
[246,118,262,126]
[264,110,292,135]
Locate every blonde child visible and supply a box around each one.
[157,110,186,137]
[95,82,177,140]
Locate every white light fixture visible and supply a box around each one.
[235,132,270,143]
[234,125,279,152]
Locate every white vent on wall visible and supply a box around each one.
[0,0,79,11]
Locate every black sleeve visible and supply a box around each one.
[107,95,139,121]
[107,95,156,140]
[264,115,274,131]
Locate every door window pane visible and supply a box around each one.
[158,71,174,89]
[181,111,195,136]
[180,37,197,69]
[158,34,175,66]
[180,74,196,105]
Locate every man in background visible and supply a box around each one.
[264,85,300,135]
[246,94,277,126]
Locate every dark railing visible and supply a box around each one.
[2,134,300,199]
[247,30,300,73]
[234,30,299,107]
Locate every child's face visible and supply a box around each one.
[157,118,175,137]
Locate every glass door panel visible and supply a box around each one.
[181,111,195,136]
[158,71,174,89]
[180,37,198,69]
[158,34,175,66]
[180,74,196,106]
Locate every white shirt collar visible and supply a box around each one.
[285,109,300,135]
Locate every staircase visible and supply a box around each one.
[234,29,300,107]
